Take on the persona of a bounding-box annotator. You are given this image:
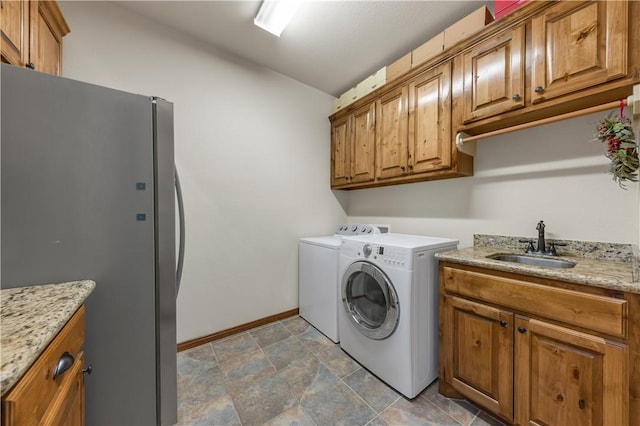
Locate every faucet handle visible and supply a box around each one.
[547,242,567,256]
[519,239,535,253]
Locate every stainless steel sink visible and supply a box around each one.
[487,253,576,269]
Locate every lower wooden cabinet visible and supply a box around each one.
[514,316,627,426]
[444,296,514,421]
[1,305,86,426]
[439,263,635,425]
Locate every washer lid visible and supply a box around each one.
[299,236,341,249]
[344,233,458,250]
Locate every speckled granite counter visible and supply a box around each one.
[436,235,639,294]
[1,280,96,396]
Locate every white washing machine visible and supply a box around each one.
[338,233,458,398]
[298,224,385,343]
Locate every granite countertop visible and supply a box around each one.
[1,280,96,396]
[436,234,639,294]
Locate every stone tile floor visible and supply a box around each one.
[177,315,507,426]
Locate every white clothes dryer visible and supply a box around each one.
[338,233,458,398]
[298,224,384,343]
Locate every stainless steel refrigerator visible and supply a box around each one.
[1,63,182,426]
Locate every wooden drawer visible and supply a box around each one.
[39,351,85,426]
[442,266,627,338]
[2,305,85,425]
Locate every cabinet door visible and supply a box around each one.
[30,0,69,75]
[461,25,525,123]
[376,86,408,180]
[408,62,451,175]
[443,296,514,422]
[351,103,376,184]
[0,0,29,66]
[530,1,628,104]
[330,115,351,187]
[514,317,628,426]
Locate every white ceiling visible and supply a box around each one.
[117,1,493,97]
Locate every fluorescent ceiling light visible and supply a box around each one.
[254,0,300,37]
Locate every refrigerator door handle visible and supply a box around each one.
[175,165,185,296]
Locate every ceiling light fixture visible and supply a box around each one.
[254,0,300,37]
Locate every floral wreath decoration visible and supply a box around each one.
[592,100,639,189]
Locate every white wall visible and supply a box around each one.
[59,1,639,344]
[349,110,639,248]
[60,1,347,342]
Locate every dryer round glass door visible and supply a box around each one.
[341,261,399,340]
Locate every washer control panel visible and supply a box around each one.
[344,239,411,269]
[376,245,410,267]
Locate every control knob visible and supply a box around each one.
[363,244,372,257]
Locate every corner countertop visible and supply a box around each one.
[1,280,96,396]
[435,235,639,294]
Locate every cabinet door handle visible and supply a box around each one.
[53,351,75,379]
[25,63,35,70]
[579,399,585,409]
[499,320,508,328]
[408,164,413,170]
[517,326,527,334]
[400,166,406,171]
[534,86,544,94]
[83,364,93,375]
[512,94,520,101]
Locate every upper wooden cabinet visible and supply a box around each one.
[329,0,638,189]
[32,0,69,75]
[376,62,457,182]
[407,64,452,175]
[530,1,628,104]
[1,0,29,66]
[376,85,408,180]
[0,0,69,75]
[330,115,350,187]
[459,25,525,123]
[350,103,376,185]
[330,103,376,187]
[331,61,469,189]
[455,0,638,134]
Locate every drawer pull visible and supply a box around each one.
[52,351,74,379]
